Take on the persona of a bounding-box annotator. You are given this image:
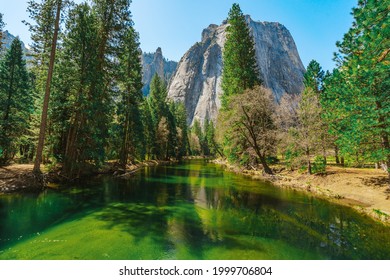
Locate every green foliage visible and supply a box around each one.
[116,25,144,166]
[219,86,275,174]
[312,156,326,174]
[0,13,4,51]
[277,87,326,175]
[284,148,301,170]
[221,3,260,109]
[304,60,325,93]
[322,0,390,173]
[0,38,33,164]
[266,156,279,165]
[145,74,187,160]
[190,119,218,157]
[173,102,190,159]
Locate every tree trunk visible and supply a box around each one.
[258,154,273,175]
[33,0,62,174]
[306,147,312,175]
[335,145,340,164]
[253,145,272,175]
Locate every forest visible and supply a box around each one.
[0,0,389,183]
[0,0,390,264]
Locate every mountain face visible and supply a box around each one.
[141,47,178,95]
[1,30,31,60]
[167,16,305,125]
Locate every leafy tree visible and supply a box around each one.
[221,3,260,109]
[219,86,276,174]
[0,38,33,163]
[285,88,325,174]
[304,60,329,164]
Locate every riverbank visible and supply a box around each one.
[0,164,37,193]
[0,160,175,194]
[215,159,390,225]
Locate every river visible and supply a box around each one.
[0,160,389,259]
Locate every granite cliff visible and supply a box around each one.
[141,47,177,95]
[167,16,305,125]
[1,30,32,61]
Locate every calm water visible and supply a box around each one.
[0,160,389,260]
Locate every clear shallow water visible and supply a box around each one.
[0,160,389,260]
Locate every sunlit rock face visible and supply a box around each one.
[167,16,305,125]
[141,47,178,95]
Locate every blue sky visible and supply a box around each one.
[1,0,356,71]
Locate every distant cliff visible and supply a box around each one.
[167,16,305,125]
[1,30,31,60]
[141,47,177,95]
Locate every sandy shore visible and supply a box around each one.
[216,159,390,225]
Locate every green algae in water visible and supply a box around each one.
[0,160,389,260]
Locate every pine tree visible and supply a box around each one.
[50,2,101,178]
[0,13,5,50]
[304,60,325,94]
[221,3,260,109]
[0,38,32,164]
[173,102,190,159]
[26,0,64,173]
[324,0,390,176]
[147,74,172,159]
[303,60,329,164]
[117,25,144,167]
[205,120,219,156]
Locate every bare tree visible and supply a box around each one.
[220,85,276,174]
[276,88,324,174]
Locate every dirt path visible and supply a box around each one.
[0,164,36,193]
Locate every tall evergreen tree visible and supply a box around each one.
[304,60,325,94]
[173,102,190,159]
[117,25,144,167]
[148,74,169,159]
[0,13,4,50]
[324,0,390,176]
[221,3,260,109]
[50,2,101,178]
[303,60,329,164]
[0,38,32,164]
[26,0,65,173]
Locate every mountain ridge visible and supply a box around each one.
[167,16,305,125]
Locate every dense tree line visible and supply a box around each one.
[218,1,389,179]
[0,0,190,180]
[0,1,388,181]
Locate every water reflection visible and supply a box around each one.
[0,160,389,259]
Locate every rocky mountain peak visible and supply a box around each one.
[167,15,305,125]
[141,47,178,95]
